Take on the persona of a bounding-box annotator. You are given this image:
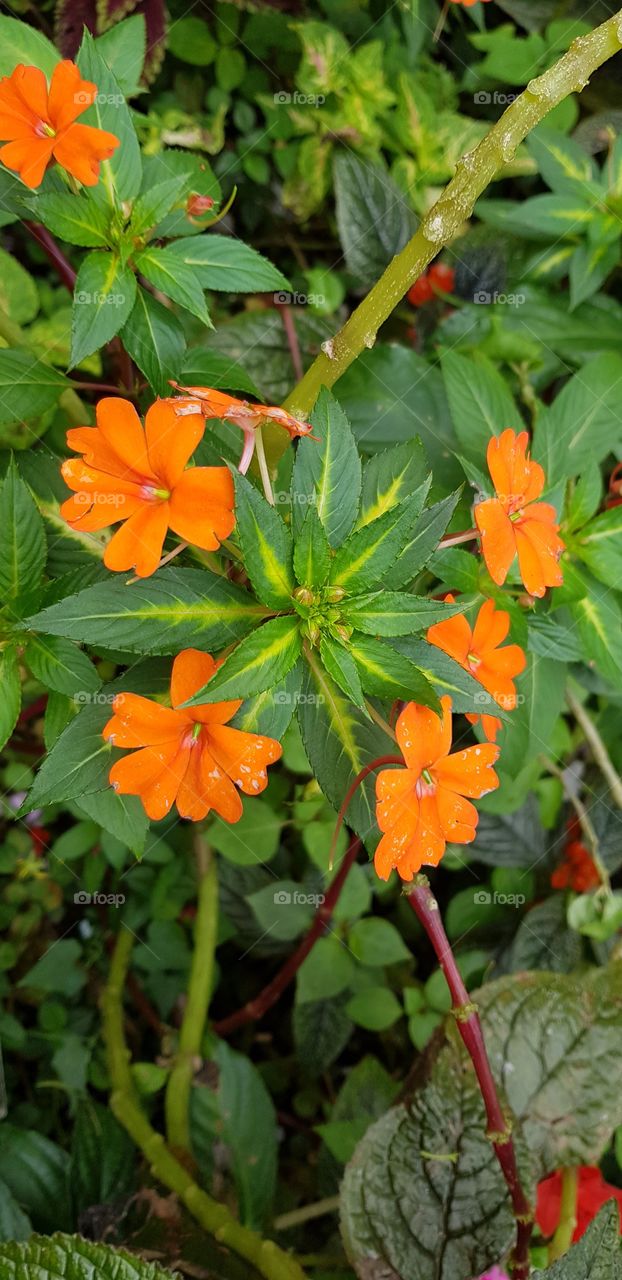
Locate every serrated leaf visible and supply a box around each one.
[441,349,524,461]
[469,796,546,867]
[0,1234,179,1279]
[133,245,211,324]
[230,663,302,738]
[342,592,463,637]
[0,1177,31,1243]
[121,287,186,397]
[30,192,112,247]
[570,238,620,309]
[0,1128,71,1235]
[350,634,439,708]
[575,505,622,587]
[320,636,367,709]
[293,504,331,588]
[0,460,46,615]
[356,440,430,529]
[537,1203,622,1278]
[0,647,21,752]
[504,897,582,974]
[569,572,622,684]
[77,30,142,203]
[0,350,68,426]
[390,637,497,714]
[383,491,462,590]
[212,1041,278,1229]
[233,471,294,608]
[129,174,191,236]
[76,787,148,854]
[334,152,417,287]
[330,494,426,593]
[292,388,361,547]
[533,354,622,483]
[25,568,264,655]
[527,127,598,194]
[24,703,115,809]
[25,635,101,697]
[180,349,259,398]
[184,616,302,704]
[71,254,137,367]
[70,1101,135,1216]
[166,233,290,292]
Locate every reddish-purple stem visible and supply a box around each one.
[278,303,304,382]
[24,221,76,291]
[409,879,533,1279]
[213,835,361,1035]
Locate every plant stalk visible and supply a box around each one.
[165,831,218,1159]
[102,926,307,1280]
[408,877,534,1279]
[548,1166,579,1262]
[264,11,622,464]
[566,686,622,809]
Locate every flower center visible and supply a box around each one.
[467,651,481,670]
[416,769,436,798]
[36,121,56,139]
[140,484,171,502]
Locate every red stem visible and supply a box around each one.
[278,303,304,382]
[328,755,403,870]
[213,834,362,1035]
[24,221,76,291]
[409,879,533,1279]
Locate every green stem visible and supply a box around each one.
[548,1166,579,1262]
[0,302,86,427]
[102,927,306,1280]
[264,10,622,462]
[566,686,622,810]
[165,831,218,1158]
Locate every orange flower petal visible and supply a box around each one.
[0,135,54,187]
[471,597,510,652]
[96,398,156,482]
[171,649,243,724]
[376,767,418,834]
[168,467,235,550]
[139,741,192,820]
[435,786,478,841]
[207,724,282,796]
[374,811,419,880]
[487,429,544,509]
[47,60,97,131]
[0,65,49,129]
[145,400,205,489]
[53,121,119,186]
[199,745,244,823]
[176,744,212,821]
[109,738,184,817]
[104,693,187,748]
[65,425,136,477]
[435,743,500,799]
[426,598,472,666]
[514,521,564,598]
[474,498,516,587]
[103,502,169,577]
[395,696,452,773]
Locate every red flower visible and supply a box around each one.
[551,839,600,892]
[537,1166,622,1242]
[428,263,455,294]
[0,61,119,189]
[408,275,434,306]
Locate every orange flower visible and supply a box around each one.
[0,61,119,189]
[103,649,282,822]
[375,696,499,881]
[60,397,235,578]
[474,429,564,598]
[427,596,526,741]
[169,384,316,440]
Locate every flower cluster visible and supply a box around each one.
[551,818,600,892]
[407,261,455,305]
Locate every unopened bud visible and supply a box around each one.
[293,586,315,606]
[324,586,345,603]
[186,193,215,218]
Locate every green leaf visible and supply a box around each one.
[340,1041,514,1280]
[0,460,46,615]
[441,349,524,460]
[23,704,114,809]
[390,637,495,714]
[357,440,431,529]
[293,996,353,1075]
[0,1234,179,1279]
[298,936,355,1004]
[71,254,137,368]
[320,636,366,709]
[180,349,259,398]
[140,150,221,240]
[26,568,264,655]
[25,635,100,698]
[293,504,331,588]
[383,491,462,590]
[350,634,440,707]
[77,30,142,203]
[210,796,282,866]
[346,987,403,1031]
[348,918,410,967]
[233,471,294,608]
[570,238,620,309]
[575,505,622,586]
[330,494,426,593]
[292,388,361,547]
[166,234,290,293]
[342,592,463,637]
[0,1177,31,1243]
[533,354,622,482]
[0,350,68,425]
[70,1102,135,1216]
[566,461,603,532]
[0,249,38,324]
[31,193,112,248]
[121,287,186,397]
[469,797,546,868]
[0,1128,71,1235]
[133,245,211,324]
[505,897,582,974]
[527,126,598,193]
[185,616,302,704]
[212,1041,278,1229]
[495,653,567,779]
[297,652,395,844]
[169,14,217,64]
[0,16,58,78]
[230,664,302,739]
[334,152,417,287]
[569,572,622,685]
[0,647,21,752]
[76,787,148,854]
[129,175,191,236]
[538,1203,622,1278]
[95,13,146,96]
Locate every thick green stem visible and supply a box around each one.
[102,927,306,1280]
[548,1166,578,1262]
[165,832,218,1158]
[0,302,86,426]
[264,10,622,463]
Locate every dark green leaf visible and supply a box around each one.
[32,193,112,247]
[70,254,137,367]
[330,494,427,593]
[76,787,148,855]
[77,31,142,202]
[533,354,622,483]
[0,1177,31,1243]
[441,349,523,461]
[133,245,211,324]
[293,505,331,588]
[0,350,68,426]
[0,16,58,77]
[129,175,191,236]
[121,287,186,397]
[570,238,620,309]
[180,349,259,398]
[213,1040,278,1229]
[70,1101,135,1215]
[342,592,463,637]
[166,234,290,292]
[356,440,430,528]
[291,388,361,547]
[23,704,115,809]
[0,1234,180,1279]
[0,460,46,615]
[0,1127,71,1234]
[350,634,439,707]
[575,505,622,587]
[503,897,582,974]
[469,797,546,867]
[320,636,366,709]
[0,647,21,752]
[390,637,491,714]
[184,616,302,704]
[334,153,417,286]
[233,470,294,608]
[25,635,100,697]
[383,491,462,590]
